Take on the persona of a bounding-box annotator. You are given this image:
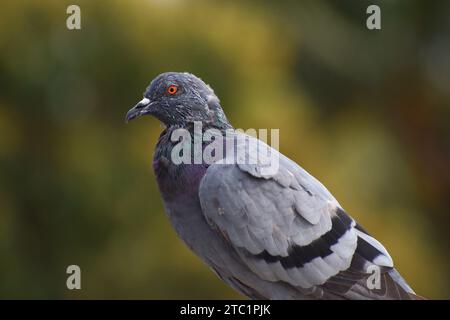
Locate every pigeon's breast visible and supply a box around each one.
[152,126,210,200]
[151,127,233,267]
[153,157,222,263]
[153,158,208,201]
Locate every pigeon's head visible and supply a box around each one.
[126,72,230,128]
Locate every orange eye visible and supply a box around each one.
[167,85,178,95]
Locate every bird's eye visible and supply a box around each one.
[166,85,178,95]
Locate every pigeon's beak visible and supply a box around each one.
[125,98,156,123]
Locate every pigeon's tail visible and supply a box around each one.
[337,268,425,300]
[384,268,426,300]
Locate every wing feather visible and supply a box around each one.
[199,134,412,298]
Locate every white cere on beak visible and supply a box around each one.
[139,97,150,106]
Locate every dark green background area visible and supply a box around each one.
[0,0,449,299]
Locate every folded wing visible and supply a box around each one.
[199,134,416,299]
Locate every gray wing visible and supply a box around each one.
[199,134,416,299]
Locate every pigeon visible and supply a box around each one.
[125,72,422,300]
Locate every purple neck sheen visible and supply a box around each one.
[153,158,209,201]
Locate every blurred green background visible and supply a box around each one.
[0,0,449,299]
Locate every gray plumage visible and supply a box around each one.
[126,72,422,300]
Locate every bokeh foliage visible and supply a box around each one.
[0,0,449,299]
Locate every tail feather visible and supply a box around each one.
[342,269,424,300]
